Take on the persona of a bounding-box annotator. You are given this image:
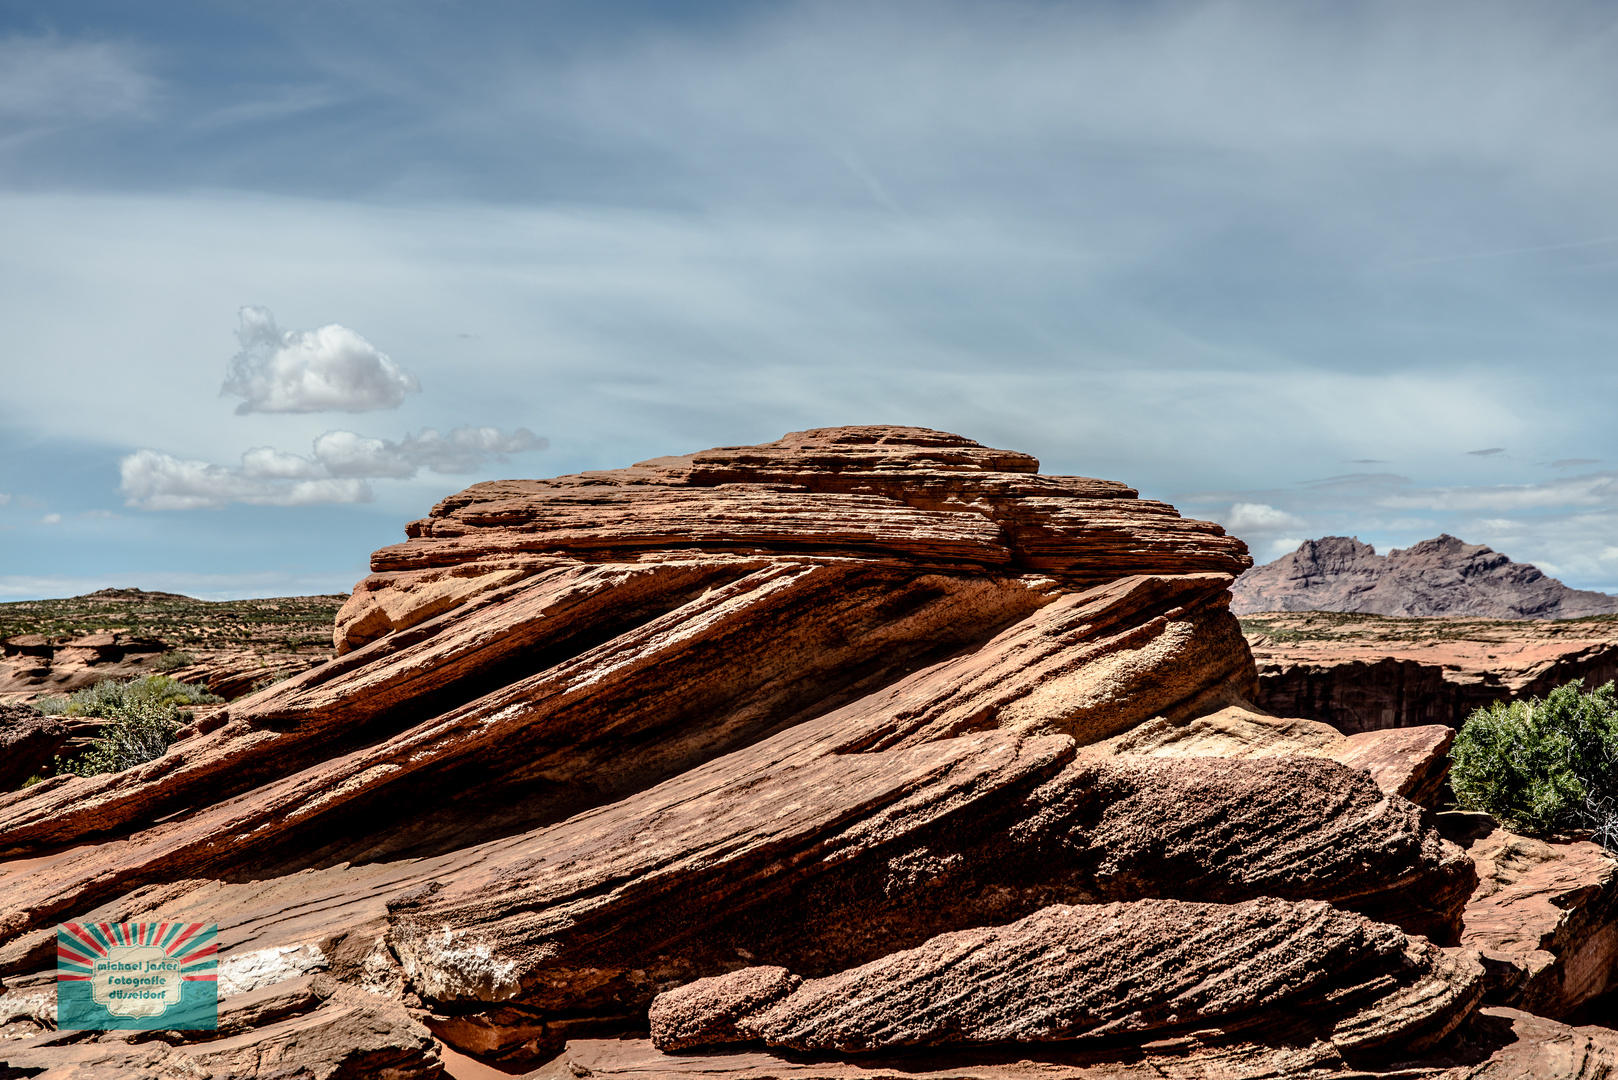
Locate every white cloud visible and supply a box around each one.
[119,425,543,510]
[222,306,421,414]
[239,445,328,480]
[40,512,61,525]
[310,426,544,479]
[0,493,9,505]
[395,426,545,474]
[119,449,373,510]
[310,430,418,479]
[1224,502,1306,532]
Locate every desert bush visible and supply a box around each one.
[50,675,222,777]
[1450,679,1618,841]
[62,674,222,716]
[58,698,181,777]
[153,650,198,672]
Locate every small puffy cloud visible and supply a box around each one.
[120,425,544,510]
[313,426,544,478]
[396,426,545,474]
[222,306,421,414]
[239,445,328,480]
[0,493,9,506]
[310,430,419,479]
[1225,502,1306,532]
[40,513,61,525]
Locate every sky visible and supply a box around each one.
[3,0,1618,600]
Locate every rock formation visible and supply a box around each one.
[1232,534,1618,619]
[650,898,1482,1058]
[0,704,67,791]
[1243,610,1618,732]
[1443,811,1618,1019]
[0,426,1613,1077]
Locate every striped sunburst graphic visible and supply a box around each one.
[56,922,218,983]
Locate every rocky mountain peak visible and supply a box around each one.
[1233,533,1618,618]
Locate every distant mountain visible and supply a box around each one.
[1230,534,1618,619]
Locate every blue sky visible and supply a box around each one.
[4,0,1618,599]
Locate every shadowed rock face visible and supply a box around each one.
[0,704,67,791]
[1232,535,1618,619]
[0,426,1597,1076]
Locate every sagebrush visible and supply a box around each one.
[45,675,222,777]
[1450,679,1618,845]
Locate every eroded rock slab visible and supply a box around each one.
[653,899,1481,1057]
[1445,812,1618,1019]
[1093,704,1455,807]
[387,737,1471,1054]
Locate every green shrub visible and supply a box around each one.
[63,674,222,716]
[1450,679,1618,844]
[50,675,222,777]
[153,650,198,672]
[58,698,181,777]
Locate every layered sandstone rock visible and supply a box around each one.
[0,427,1603,1076]
[1232,535,1618,619]
[650,898,1481,1057]
[1442,812,1618,1019]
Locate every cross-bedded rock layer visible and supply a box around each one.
[0,427,1606,1077]
[650,898,1482,1059]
